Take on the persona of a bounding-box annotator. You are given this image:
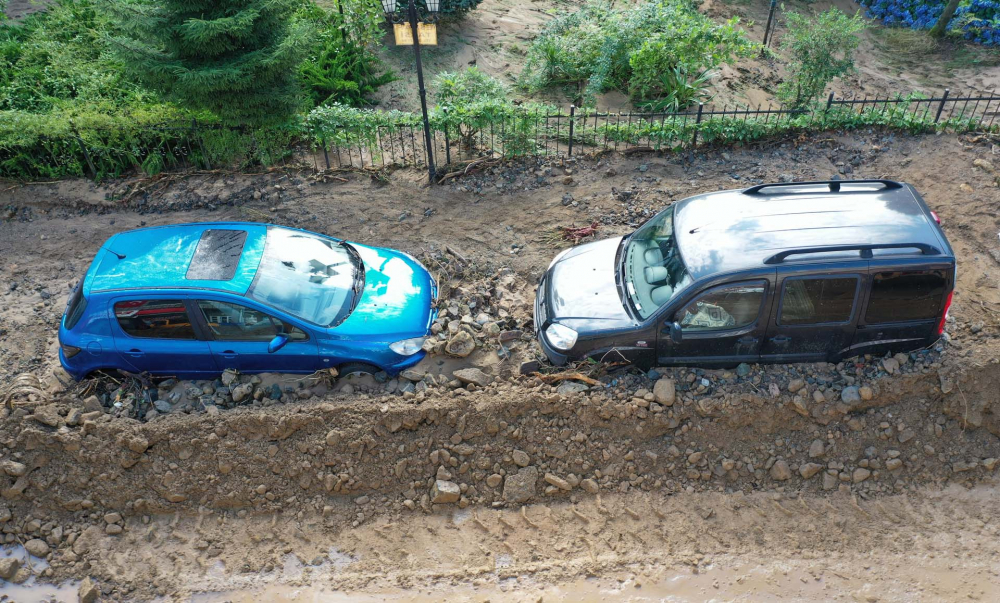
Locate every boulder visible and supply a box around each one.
[0,556,19,580]
[770,460,792,481]
[653,378,675,406]
[430,480,460,504]
[502,466,538,503]
[445,331,476,357]
[452,368,492,388]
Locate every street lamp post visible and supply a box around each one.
[380,0,438,183]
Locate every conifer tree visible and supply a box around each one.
[106,0,312,125]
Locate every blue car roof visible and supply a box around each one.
[85,222,268,295]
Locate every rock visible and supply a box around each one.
[973,157,996,173]
[269,384,282,400]
[881,358,899,374]
[823,472,838,490]
[502,466,538,503]
[653,378,675,406]
[812,389,826,404]
[953,461,977,473]
[852,468,871,483]
[325,430,342,447]
[78,576,99,603]
[104,512,122,524]
[556,381,589,395]
[544,473,573,491]
[799,463,824,479]
[24,538,49,557]
[898,429,916,444]
[0,556,19,580]
[154,399,172,413]
[486,474,503,488]
[82,395,103,413]
[984,458,999,472]
[859,386,874,401]
[808,440,826,458]
[580,478,600,494]
[512,450,530,467]
[400,369,425,382]
[126,436,148,454]
[519,360,541,375]
[841,386,861,404]
[736,363,752,377]
[31,404,63,427]
[792,397,809,416]
[231,383,253,403]
[770,460,792,481]
[1,460,27,477]
[787,378,805,393]
[221,369,239,386]
[886,458,903,471]
[452,368,492,387]
[430,480,461,504]
[445,331,476,357]
[105,524,123,535]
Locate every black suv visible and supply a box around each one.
[534,180,955,368]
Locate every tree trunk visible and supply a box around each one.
[930,0,961,38]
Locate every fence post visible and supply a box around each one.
[825,92,835,112]
[192,118,212,171]
[692,103,704,147]
[70,120,97,178]
[443,108,451,166]
[762,0,778,48]
[568,105,576,157]
[935,89,950,123]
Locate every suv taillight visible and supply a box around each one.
[936,290,954,336]
[930,211,941,225]
[61,344,82,359]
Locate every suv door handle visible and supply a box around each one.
[737,336,758,345]
[769,335,791,344]
[127,348,144,358]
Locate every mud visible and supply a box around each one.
[1,131,1000,600]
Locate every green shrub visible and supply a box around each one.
[433,67,508,107]
[296,4,396,108]
[521,0,757,106]
[777,9,867,108]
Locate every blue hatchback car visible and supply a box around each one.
[58,222,437,380]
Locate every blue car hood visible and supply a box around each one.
[332,244,434,339]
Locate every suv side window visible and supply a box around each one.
[779,276,858,325]
[114,300,196,339]
[197,300,308,342]
[676,281,766,331]
[865,270,947,323]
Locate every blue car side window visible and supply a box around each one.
[114,300,196,339]
[197,300,308,342]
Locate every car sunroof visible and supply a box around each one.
[186,229,248,281]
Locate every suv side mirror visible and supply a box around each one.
[268,333,290,353]
[669,321,683,343]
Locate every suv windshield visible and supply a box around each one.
[248,227,363,327]
[622,207,692,319]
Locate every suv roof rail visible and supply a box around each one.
[742,179,904,195]
[763,243,941,265]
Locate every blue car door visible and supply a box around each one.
[110,297,219,378]
[193,298,320,373]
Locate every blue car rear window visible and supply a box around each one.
[186,229,248,281]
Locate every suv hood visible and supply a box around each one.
[546,236,635,331]
[333,244,434,339]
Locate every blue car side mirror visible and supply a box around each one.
[268,333,290,353]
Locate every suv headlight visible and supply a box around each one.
[545,323,578,351]
[389,337,426,356]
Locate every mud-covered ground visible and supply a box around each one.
[1,131,1000,601]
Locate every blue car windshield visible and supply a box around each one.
[248,227,362,327]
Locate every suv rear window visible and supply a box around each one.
[865,270,948,323]
[114,300,196,339]
[779,276,858,325]
[64,281,87,330]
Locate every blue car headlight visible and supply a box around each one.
[389,337,426,356]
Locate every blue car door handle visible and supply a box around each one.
[127,348,144,358]
[221,350,238,359]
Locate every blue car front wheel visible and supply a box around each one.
[339,362,380,377]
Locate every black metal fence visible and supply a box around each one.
[3,88,1000,181]
[306,89,1000,174]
